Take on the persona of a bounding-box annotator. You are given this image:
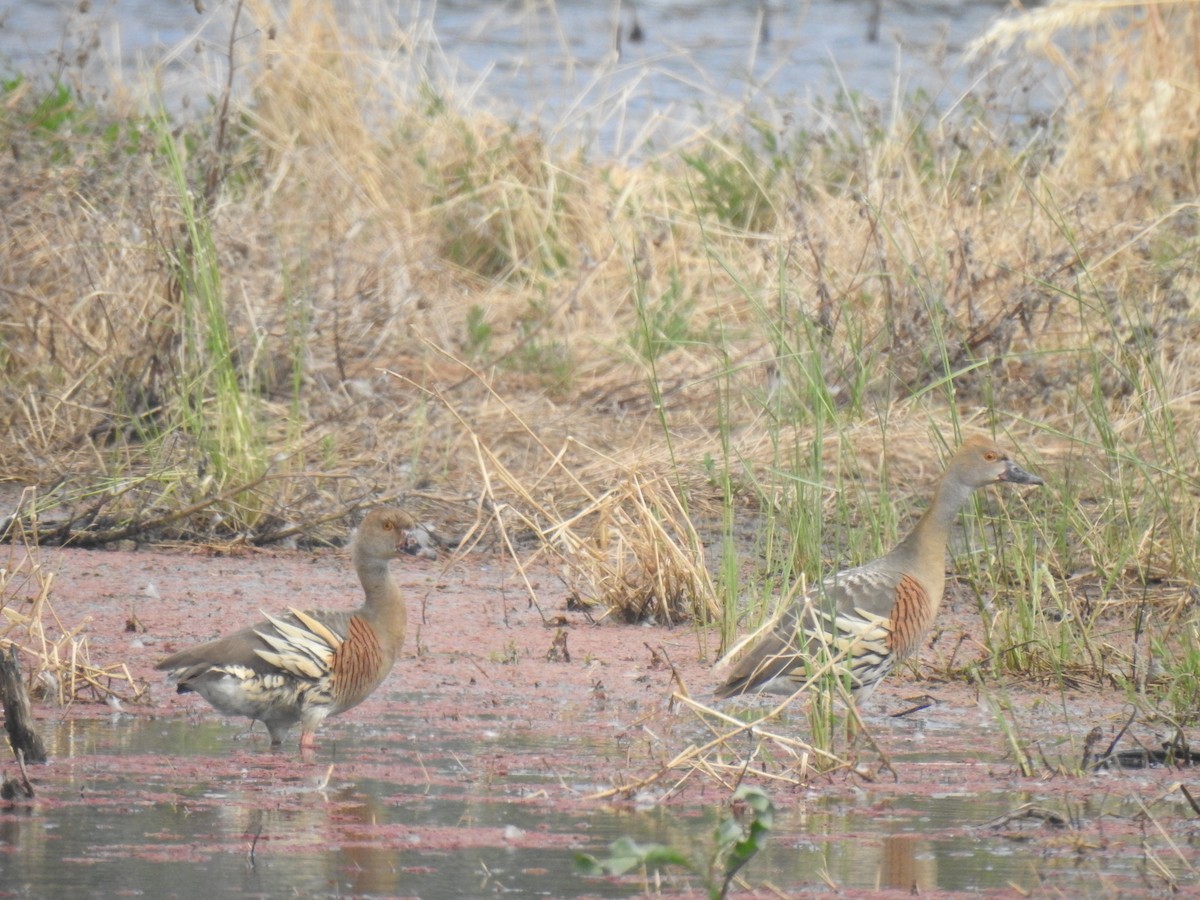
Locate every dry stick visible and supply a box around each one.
[588,713,813,801]
[68,663,133,703]
[0,643,47,765]
[985,803,1068,829]
[652,643,688,698]
[889,696,933,718]
[407,338,601,500]
[392,358,719,623]
[247,824,262,870]
[1080,725,1104,771]
[465,433,546,619]
[586,751,700,801]
[1180,784,1200,818]
[0,749,35,801]
[1135,795,1199,877]
[838,686,896,782]
[13,750,34,797]
[588,690,848,801]
[204,0,245,207]
[69,637,78,703]
[384,369,584,619]
[0,284,104,357]
[59,470,275,546]
[593,580,912,797]
[470,436,548,623]
[676,693,840,767]
[1098,705,1139,766]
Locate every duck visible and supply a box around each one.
[714,437,1042,703]
[156,507,417,750]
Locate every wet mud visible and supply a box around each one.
[2,544,1196,897]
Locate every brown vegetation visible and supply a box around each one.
[1,1,1198,724]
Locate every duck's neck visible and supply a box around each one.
[354,553,406,647]
[890,472,975,576]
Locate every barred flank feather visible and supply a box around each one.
[332,616,386,709]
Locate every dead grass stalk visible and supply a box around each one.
[1,491,148,708]
[390,346,721,625]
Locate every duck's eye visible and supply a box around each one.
[383,520,395,531]
[984,451,998,462]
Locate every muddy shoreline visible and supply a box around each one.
[1,543,1193,897]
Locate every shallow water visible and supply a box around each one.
[0,0,1046,154]
[4,706,1193,898]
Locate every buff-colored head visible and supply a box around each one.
[946,437,1043,490]
[353,507,418,562]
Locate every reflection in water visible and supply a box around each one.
[0,710,1192,896]
[319,786,402,897]
[882,834,937,892]
[0,717,639,898]
[792,833,937,892]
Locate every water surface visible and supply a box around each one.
[3,708,1191,897]
[0,0,1045,154]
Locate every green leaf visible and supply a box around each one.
[575,836,691,877]
[723,787,775,883]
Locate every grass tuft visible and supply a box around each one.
[0,491,148,706]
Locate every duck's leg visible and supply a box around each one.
[299,728,317,752]
[266,720,290,748]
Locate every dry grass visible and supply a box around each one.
[589,603,908,798]
[0,492,148,707]
[587,692,838,802]
[2,0,1200,729]
[392,347,723,625]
